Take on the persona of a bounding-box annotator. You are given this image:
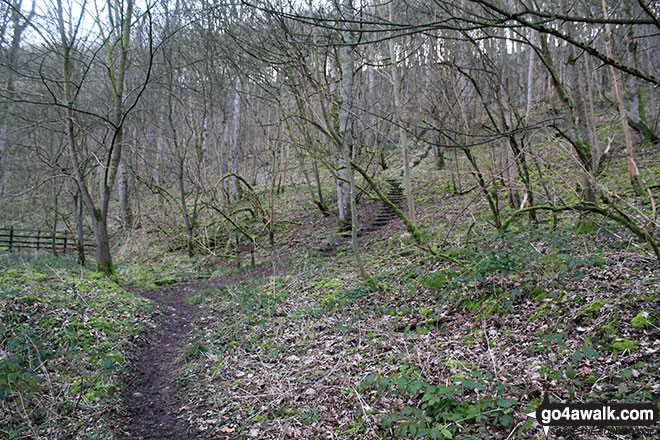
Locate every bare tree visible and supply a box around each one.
[0,0,33,198]
[55,0,150,274]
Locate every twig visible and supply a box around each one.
[505,420,526,440]
[351,387,376,434]
[3,174,72,200]
[484,331,499,380]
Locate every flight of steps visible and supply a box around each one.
[358,177,404,236]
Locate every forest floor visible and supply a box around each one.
[174,244,659,440]
[119,264,290,440]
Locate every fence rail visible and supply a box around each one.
[0,227,94,255]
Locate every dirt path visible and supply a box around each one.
[118,262,287,439]
[119,280,207,440]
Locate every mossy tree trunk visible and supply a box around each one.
[93,216,114,275]
[625,0,659,146]
[540,34,598,202]
[118,162,132,230]
[350,159,425,245]
[75,191,85,266]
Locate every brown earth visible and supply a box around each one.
[118,262,287,440]
[118,279,205,440]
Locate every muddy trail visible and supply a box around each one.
[118,279,205,439]
[118,263,284,440]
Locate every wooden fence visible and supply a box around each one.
[0,227,94,255]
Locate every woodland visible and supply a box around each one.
[0,0,659,439]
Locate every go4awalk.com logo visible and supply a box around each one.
[526,394,659,437]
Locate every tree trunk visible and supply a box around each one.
[389,3,415,224]
[155,127,164,207]
[602,0,642,195]
[312,159,328,215]
[93,217,113,275]
[625,0,659,145]
[463,146,502,230]
[269,145,277,245]
[76,191,85,266]
[539,34,597,202]
[430,127,443,170]
[584,58,601,172]
[503,139,520,209]
[0,2,33,198]
[231,83,244,200]
[335,158,350,230]
[118,162,132,229]
[339,0,368,280]
[0,123,7,198]
[51,186,60,255]
[178,158,195,257]
[524,37,535,122]
[428,34,444,170]
[509,136,536,222]
[278,141,289,194]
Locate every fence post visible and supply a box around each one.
[63,231,68,253]
[36,231,40,250]
[9,227,13,252]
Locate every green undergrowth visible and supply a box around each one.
[363,366,519,439]
[114,229,238,289]
[117,254,224,290]
[181,276,289,361]
[0,252,154,439]
[424,227,609,315]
